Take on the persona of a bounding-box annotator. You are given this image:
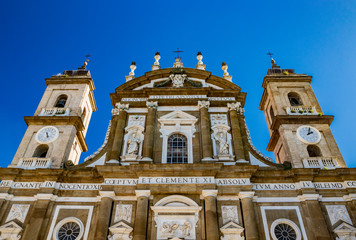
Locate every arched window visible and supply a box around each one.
[307,145,322,157]
[167,134,188,164]
[288,92,303,106]
[33,144,49,158]
[55,95,68,108]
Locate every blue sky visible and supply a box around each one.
[1,0,356,167]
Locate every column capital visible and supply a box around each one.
[0,193,13,200]
[34,193,58,201]
[146,101,158,109]
[99,191,116,199]
[227,102,244,114]
[297,194,320,201]
[202,189,218,198]
[135,190,151,198]
[198,100,210,109]
[238,191,255,199]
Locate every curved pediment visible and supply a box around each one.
[115,68,241,91]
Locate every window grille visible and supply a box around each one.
[167,134,188,164]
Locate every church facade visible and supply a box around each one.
[0,52,355,240]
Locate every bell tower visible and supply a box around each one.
[9,61,97,169]
[259,58,346,168]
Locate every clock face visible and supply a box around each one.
[296,125,321,144]
[36,126,59,143]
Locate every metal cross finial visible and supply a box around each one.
[85,54,91,62]
[173,48,184,59]
[267,51,273,60]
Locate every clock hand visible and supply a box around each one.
[307,128,312,135]
[46,132,49,138]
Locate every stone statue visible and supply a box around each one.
[215,131,229,155]
[127,132,141,155]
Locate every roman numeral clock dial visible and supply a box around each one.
[296,125,321,144]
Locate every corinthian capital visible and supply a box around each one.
[146,101,158,109]
[116,103,129,111]
[198,100,210,109]
[227,102,244,114]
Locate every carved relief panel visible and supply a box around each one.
[326,205,352,225]
[114,204,133,223]
[6,204,30,223]
[221,205,239,224]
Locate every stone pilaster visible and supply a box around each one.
[133,190,151,240]
[107,103,129,162]
[0,193,12,223]
[202,190,219,240]
[198,101,213,161]
[228,103,247,161]
[239,192,259,240]
[22,194,57,240]
[298,194,331,239]
[141,101,157,162]
[94,191,115,240]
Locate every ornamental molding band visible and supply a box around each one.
[220,221,244,240]
[222,206,239,224]
[5,204,30,223]
[84,121,111,162]
[0,221,23,240]
[114,204,132,223]
[326,205,352,225]
[197,100,210,109]
[121,96,236,101]
[108,221,133,240]
[146,101,158,109]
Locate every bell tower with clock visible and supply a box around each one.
[9,61,97,169]
[259,58,346,168]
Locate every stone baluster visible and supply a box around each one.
[202,190,219,240]
[198,101,214,161]
[228,102,247,161]
[298,194,331,239]
[107,103,129,163]
[94,191,115,239]
[133,190,151,240]
[239,192,259,240]
[141,102,158,162]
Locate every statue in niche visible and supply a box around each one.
[127,132,141,155]
[215,131,229,155]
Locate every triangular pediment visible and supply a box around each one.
[110,220,133,230]
[221,221,243,230]
[159,110,197,125]
[0,220,23,230]
[333,221,356,232]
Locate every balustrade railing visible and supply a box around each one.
[303,157,340,169]
[39,107,70,116]
[16,158,52,169]
[286,106,318,115]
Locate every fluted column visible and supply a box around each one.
[228,102,246,161]
[239,192,259,240]
[141,101,158,162]
[198,101,214,161]
[94,191,114,240]
[22,194,56,240]
[202,190,219,240]
[133,190,151,240]
[108,103,129,162]
[299,194,331,239]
